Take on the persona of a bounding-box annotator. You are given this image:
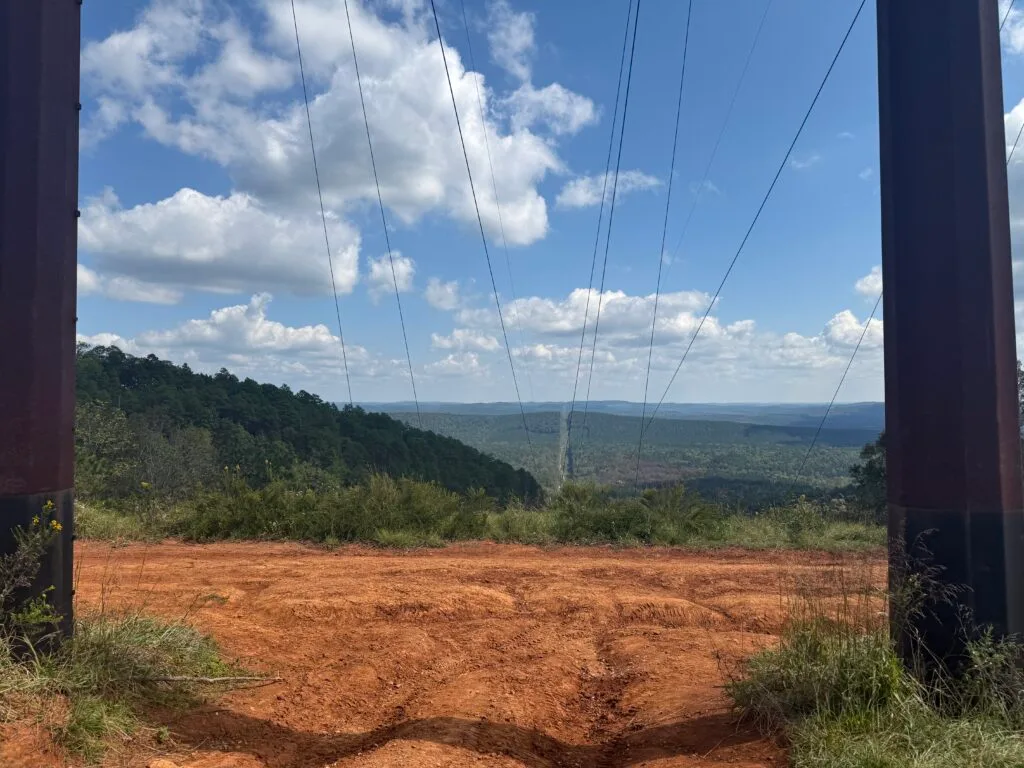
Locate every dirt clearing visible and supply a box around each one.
[24,542,885,767]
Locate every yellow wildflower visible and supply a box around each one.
[50,520,63,532]
[43,499,55,512]
[140,481,152,490]
[32,516,40,526]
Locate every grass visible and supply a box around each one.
[78,475,885,552]
[727,575,1024,767]
[75,500,151,543]
[1,612,237,763]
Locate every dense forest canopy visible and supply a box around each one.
[75,345,541,501]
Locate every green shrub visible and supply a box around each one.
[729,621,910,732]
[729,602,1024,767]
[485,504,556,545]
[75,502,150,542]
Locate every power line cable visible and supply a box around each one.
[428,0,532,446]
[342,0,421,427]
[792,291,882,488]
[579,0,643,449]
[635,0,694,492]
[563,0,637,481]
[1007,114,1024,168]
[290,0,353,405]
[663,0,774,273]
[639,0,868,443]
[1003,0,1017,31]
[795,0,1008,495]
[1002,2,1021,168]
[457,0,534,404]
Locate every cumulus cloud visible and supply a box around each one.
[367,253,415,302]
[78,282,889,401]
[487,0,535,81]
[431,328,500,351]
[424,351,485,376]
[823,309,883,350]
[459,288,713,342]
[854,266,882,298]
[1003,0,1024,55]
[78,264,183,305]
[77,293,400,386]
[79,187,359,299]
[80,0,591,253]
[555,170,661,209]
[440,284,886,400]
[503,82,598,136]
[424,277,462,310]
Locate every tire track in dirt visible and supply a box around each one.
[41,542,883,768]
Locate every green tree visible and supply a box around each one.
[849,432,886,524]
[75,401,139,498]
[850,360,1024,525]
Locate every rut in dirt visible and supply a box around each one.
[65,541,868,766]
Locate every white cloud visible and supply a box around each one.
[790,152,821,170]
[441,284,885,400]
[431,328,500,352]
[837,131,855,140]
[823,309,883,350]
[367,253,415,302]
[80,0,587,250]
[858,167,874,181]
[555,170,661,209]
[78,264,183,305]
[424,277,462,310]
[1003,0,1024,54]
[487,0,535,81]
[424,351,485,376]
[504,82,598,136]
[79,187,359,297]
[458,287,715,344]
[854,266,882,298]
[78,283,889,401]
[77,293,399,386]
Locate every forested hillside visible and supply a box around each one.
[75,345,541,501]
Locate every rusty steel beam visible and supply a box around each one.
[0,1,81,639]
[877,0,1024,674]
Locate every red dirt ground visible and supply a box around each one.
[2,542,886,768]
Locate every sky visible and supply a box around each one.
[75,0,1024,405]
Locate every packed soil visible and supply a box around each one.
[5,542,886,768]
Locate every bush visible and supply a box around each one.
[78,474,886,552]
[729,594,1024,767]
[729,621,910,732]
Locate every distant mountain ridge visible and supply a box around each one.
[358,401,885,432]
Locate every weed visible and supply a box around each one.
[728,556,1024,767]
[0,507,239,763]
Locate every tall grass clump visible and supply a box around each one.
[31,612,236,761]
[727,558,1024,767]
[0,503,240,763]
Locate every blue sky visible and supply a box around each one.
[76,0,1024,404]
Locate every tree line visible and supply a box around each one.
[74,345,542,502]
